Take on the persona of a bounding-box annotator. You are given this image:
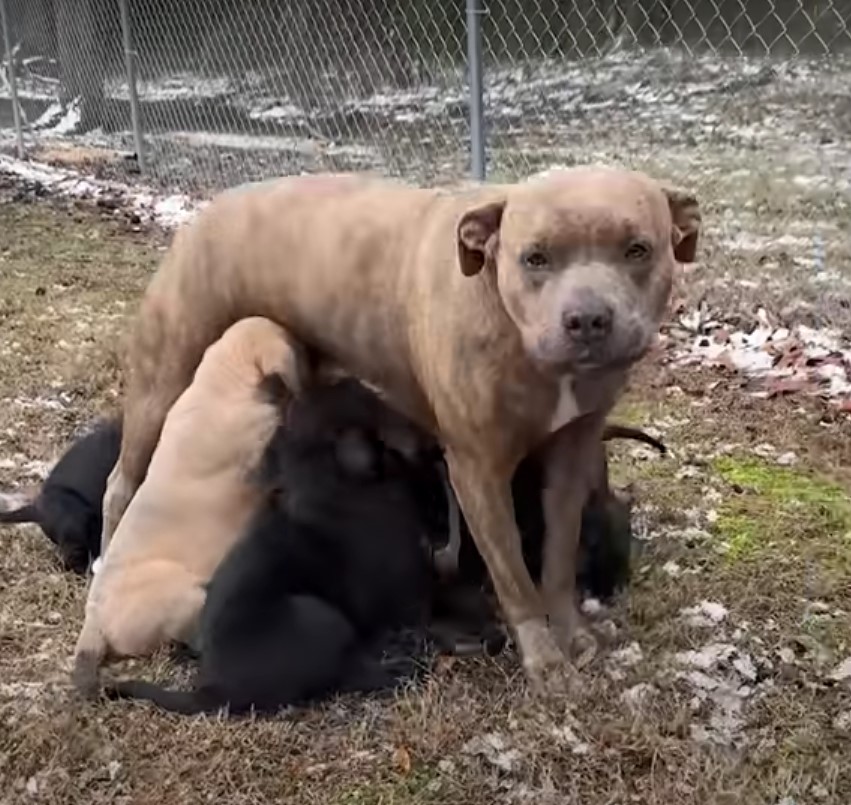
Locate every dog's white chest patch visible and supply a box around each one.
[548,377,581,433]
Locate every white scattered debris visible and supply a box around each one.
[620,682,658,712]
[775,451,798,466]
[828,656,851,682]
[833,710,851,732]
[672,640,758,747]
[732,653,758,682]
[462,733,522,773]
[680,600,729,627]
[675,465,703,480]
[778,647,796,665]
[550,724,592,755]
[675,642,736,671]
[437,759,456,774]
[610,641,644,668]
[662,560,682,577]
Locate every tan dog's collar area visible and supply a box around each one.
[455,166,700,378]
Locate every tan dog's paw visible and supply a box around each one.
[548,600,599,669]
[71,649,101,700]
[515,618,576,697]
[568,625,598,669]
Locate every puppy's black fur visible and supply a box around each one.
[0,419,121,573]
[105,379,432,715]
[425,424,666,603]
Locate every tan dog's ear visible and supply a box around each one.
[457,200,505,276]
[661,185,701,264]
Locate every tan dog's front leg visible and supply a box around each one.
[542,413,607,666]
[445,449,572,695]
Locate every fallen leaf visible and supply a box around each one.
[393,746,412,775]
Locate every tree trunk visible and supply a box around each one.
[55,0,104,131]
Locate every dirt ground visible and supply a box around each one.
[1,187,850,804]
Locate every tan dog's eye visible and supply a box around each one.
[521,249,549,271]
[625,240,652,261]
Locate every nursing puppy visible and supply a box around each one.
[72,317,307,698]
[105,379,432,715]
[425,425,666,655]
[425,424,666,597]
[0,419,121,574]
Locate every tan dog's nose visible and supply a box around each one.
[562,294,614,342]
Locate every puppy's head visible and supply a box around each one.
[457,166,700,376]
[263,379,432,501]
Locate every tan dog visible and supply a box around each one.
[72,317,306,696]
[101,167,700,694]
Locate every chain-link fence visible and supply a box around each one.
[1,1,848,193]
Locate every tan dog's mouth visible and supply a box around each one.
[527,333,653,377]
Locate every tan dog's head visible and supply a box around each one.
[457,165,700,375]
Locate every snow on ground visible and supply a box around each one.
[0,154,200,230]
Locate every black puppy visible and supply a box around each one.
[105,379,433,715]
[426,424,666,604]
[0,418,121,573]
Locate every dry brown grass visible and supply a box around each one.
[1,190,850,804]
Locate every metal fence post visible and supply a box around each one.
[0,0,25,159]
[118,0,145,171]
[465,0,486,181]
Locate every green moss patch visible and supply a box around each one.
[713,456,851,572]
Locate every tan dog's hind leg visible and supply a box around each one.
[541,413,607,667]
[72,578,206,698]
[444,449,573,696]
[72,615,108,699]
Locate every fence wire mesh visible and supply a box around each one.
[2,1,851,334]
[2,1,849,192]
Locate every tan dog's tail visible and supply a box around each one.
[602,424,666,455]
[72,618,107,699]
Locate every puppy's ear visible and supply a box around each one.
[335,429,378,478]
[457,200,505,277]
[660,184,701,264]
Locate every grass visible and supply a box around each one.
[1,189,851,803]
[714,456,851,568]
